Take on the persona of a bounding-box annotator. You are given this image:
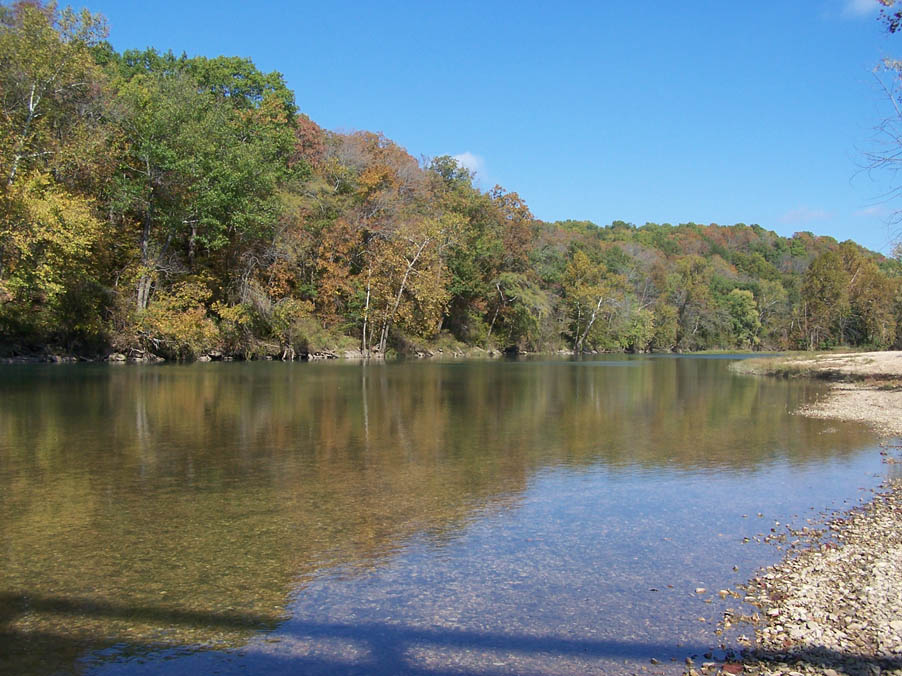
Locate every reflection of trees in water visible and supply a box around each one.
[545,358,869,469]
[0,359,875,673]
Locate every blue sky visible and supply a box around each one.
[84,0,902,253]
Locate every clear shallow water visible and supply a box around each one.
[0,356,886,675]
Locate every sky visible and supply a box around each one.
[81,0,902,254]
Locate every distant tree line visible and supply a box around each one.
[1,1,901,360]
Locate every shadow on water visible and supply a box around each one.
[0,590,273,629]
[6,591,902,675]
[219,642,902,676]
[0,591,275,674]
[1,591,716,675]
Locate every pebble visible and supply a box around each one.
[691,483,902,676]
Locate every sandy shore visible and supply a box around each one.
[732,351,902,437]
[704,352,902,676]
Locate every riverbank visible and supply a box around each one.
[0,344,514,364]
[709,352,902,676]
[0,344,768,365]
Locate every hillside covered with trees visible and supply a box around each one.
[2,2,901,361]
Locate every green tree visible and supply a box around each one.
[666,256,720,350]
[651,302,679,351]
[854,264,897,347]
[618,307,654,352]
[725,288,761,348]
[800,251,850,349]
[485,271,553,351]
[754,278,788,345]
[110,67,293,313]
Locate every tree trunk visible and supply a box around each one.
[7,84,40,187]
[136,181,154,310]
[362,264,372,355]
[136,275,153,311]
[576,296,604,353]
[486,282,505,345]
[188,223,197,267]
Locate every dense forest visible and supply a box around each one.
[1,2,901,361]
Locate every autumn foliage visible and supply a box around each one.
[1,1,901,359]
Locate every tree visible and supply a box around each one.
[0,1,107,186]
[489,185,533,273]
[867,2,902,235]
[485,271,553,350]
[800,251,850,349]
[665,255,720,350]
[725,288,761,349]
[369,213,459,353]
[651,302,679,351]
[618,307,654,352]
[562,249,614,352]
[853,262,897,346]
[0,172,104,340]
[754,278,788,344]
[138,278,219,359]
[430,157,505,345]
[880,0,902,34]
[110,66,292,311]
[0,2,110,347]
[836,241,897,346]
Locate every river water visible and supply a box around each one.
[0,356,887,675]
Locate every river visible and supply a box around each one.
[0,356,887,675]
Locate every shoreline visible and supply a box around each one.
[0,347,772,366]
[0,345,513,364]
[708,352,902,676]
[732,351,902,438]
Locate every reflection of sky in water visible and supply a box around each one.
[86,452,888,676]
[0,356,887,675]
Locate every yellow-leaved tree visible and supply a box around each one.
[0,173,104,342]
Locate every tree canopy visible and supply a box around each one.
[1,0,900,360]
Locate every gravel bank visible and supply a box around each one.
[731,352,902,382]
[700,353,902,676]
[733,483,902,676]
[800,385,902,438]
